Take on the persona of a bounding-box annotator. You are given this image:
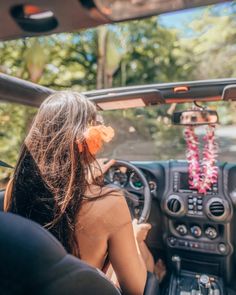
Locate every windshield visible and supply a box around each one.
[100,101,236,162]
[0,2,236,186]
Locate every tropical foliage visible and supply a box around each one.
[0,3,236,182]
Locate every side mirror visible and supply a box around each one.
[172,109,219,126]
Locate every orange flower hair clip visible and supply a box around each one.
[77,125,115,155]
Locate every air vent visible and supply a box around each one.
[206,198,229,222]
[164,195,185,217]
[209,201,225,217]
[167,198,181,213]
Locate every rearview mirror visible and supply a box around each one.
[172,109,219,126]
[85,0,226,21]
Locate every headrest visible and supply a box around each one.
[0,212,121,295]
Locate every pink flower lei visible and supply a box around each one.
[184,125,218,194]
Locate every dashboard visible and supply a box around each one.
[105,160,236,288]
[105,165,158,194]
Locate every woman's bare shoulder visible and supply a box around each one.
[79,185,131,232]
[84,185,125,207]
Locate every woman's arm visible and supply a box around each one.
[137,241,154,273]
[107,195,147,295]
[132,219,154,273]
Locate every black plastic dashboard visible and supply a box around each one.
[106,160,236,288]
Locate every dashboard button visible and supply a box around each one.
[208,243,216,251]
[168,237,177,246]
[218,243,227,254]
[191,225,202,238]
[189,241,197,248]
[197,205,203,210]
[178,240,185,246]
[188,204,194,210]
[184,241,189,247]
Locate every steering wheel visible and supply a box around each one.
[108,160,152,224]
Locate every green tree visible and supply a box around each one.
[179,6,236,80]
[112,17,189,87]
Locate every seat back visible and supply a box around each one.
[0,190,4,211]
[0,202,159,295]
[0,212,121,295]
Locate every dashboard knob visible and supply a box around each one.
[191,225,202,238]
[205,227,218,240]
[176,224,188,236]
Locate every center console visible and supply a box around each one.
[168,255,225,295]
[161,161,234,294]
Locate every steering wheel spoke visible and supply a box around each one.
[106,160,152,223]
[123,190,140,207]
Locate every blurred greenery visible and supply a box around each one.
[0,3,236,183]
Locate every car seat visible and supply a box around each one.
[0,190,4,210]
[0,210,159,295]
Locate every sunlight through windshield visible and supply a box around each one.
[0,1,236,186]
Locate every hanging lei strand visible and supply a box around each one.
[184,126,201,191]
[184,125,218,194]
[200,125,218,194]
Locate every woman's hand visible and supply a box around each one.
[132,218,152,243]
[87,158,115,184]
[154,259,167,283]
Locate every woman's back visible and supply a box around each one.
[76,186,124,270]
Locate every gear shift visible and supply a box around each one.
[172,255,181,286]
[199,274,211,295]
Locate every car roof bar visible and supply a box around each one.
[0,73,54,107]
[0,73,236,108]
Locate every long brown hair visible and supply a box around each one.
[6,91,99,256]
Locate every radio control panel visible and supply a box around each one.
[173,171,218,195]
[188,195,203,216]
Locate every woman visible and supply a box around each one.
[4,91,161,295]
